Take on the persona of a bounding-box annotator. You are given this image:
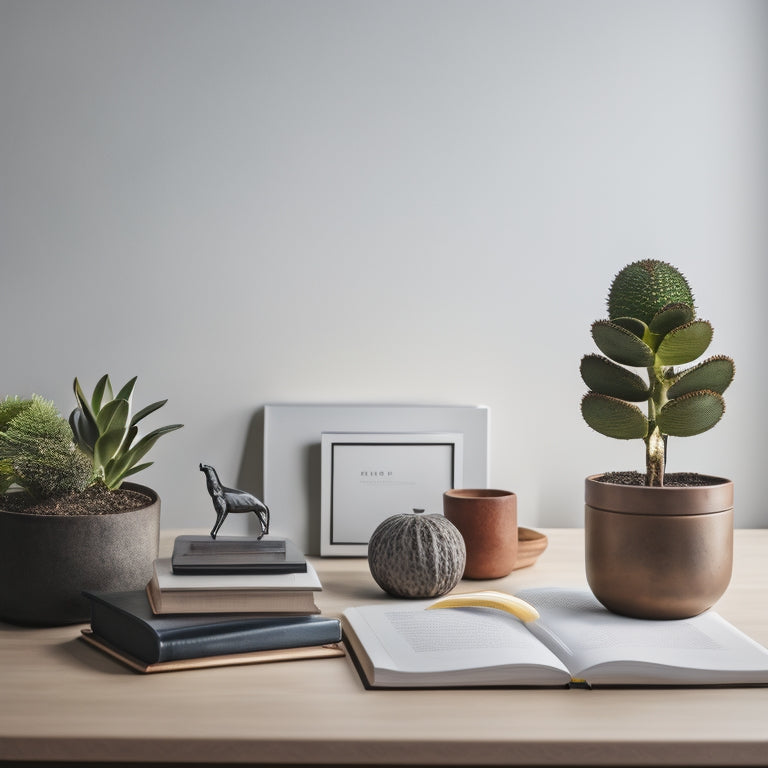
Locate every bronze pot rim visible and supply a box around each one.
[585,473,733,516]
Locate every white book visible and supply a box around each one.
[146,559,323,615]
[342,587,768,688]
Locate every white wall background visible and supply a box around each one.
[2,0,766,541]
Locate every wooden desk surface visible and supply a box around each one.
[1,528,767,767]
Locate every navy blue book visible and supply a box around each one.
[82,589,342,665]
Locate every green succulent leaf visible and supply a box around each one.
[102,453,135,488]
[103,457,152,488]
[656,390,725,436]
[119,424,139,454]
[95,398,129,436]
[130,399,169,427]
[609,316,667,352]
[102,423,183,489]
[114,376,138,404]
[129,424,184,461]
[94,426,126,470]
[609,317,647,339]
[91,374,112,413]
[648,303,696,337]
[581,393,648,439]
[580,355,649,402]
[68,408,98,456]
[118,461,153,480]
[103,460,153,489]
[122,424,181,465]
[591,320,656,367]
[655,320,713,366]
[72,378,99,441]
[73,378,90,412]
[667,355,735,398]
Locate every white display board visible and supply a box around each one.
[263,404,489,556]
[320,432,464,556]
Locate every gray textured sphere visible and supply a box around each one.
[367,511,466,598]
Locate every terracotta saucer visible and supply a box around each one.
[513,527,548,570]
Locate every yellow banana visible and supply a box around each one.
[427,590,540,623]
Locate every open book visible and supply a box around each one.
[342,588,768,688]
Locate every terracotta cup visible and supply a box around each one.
[443,489,518,579]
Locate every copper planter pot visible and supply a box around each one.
[585,474,733,620]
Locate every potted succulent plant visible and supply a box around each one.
[0,375,182,626]
[580,260,735,619]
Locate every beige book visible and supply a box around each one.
[81,630,343,673]
[147,557,321,614]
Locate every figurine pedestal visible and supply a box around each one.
[171,534,307,574]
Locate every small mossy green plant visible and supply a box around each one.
[580,260,735,486]
[0,395,92,499]
[70,375,183,490]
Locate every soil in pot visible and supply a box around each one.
[597,471,719,487]
[0,483,153,515]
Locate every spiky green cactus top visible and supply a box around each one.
[581,260,734,486]
[607,259,695,324]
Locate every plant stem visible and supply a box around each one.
[645,428,665,486]
[645,364,670,487]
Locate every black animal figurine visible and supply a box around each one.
[199,463,270,540]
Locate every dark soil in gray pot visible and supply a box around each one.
[0,483,160,626]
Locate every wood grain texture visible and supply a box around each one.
[1,528,766,766]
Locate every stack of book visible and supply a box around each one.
[80,535,343,673]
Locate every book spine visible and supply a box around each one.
[89,600,160,663]
[156,618,342,662]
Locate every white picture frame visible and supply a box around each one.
[262,404,489,555]
[320,432,464,556]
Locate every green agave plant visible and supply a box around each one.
[69,375,183,490]
[580,260,735,486]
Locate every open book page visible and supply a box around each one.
[343,600,570,688]
[518,588,768,686]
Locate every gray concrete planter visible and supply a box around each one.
[0,483,160,626]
